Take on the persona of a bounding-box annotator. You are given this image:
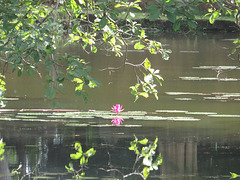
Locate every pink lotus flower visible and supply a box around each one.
[111,118,124,125]
[111,104,124,114]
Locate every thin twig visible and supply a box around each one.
[99,168,124,176]
[123,172,145,179]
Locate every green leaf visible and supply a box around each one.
[187,20,197,29]
[134,42,145,50]
[147,4,161,21]
[138,138,148,145]
[140,30,145,39]
[32,50,40,62]
[70,152,82,160]
[230,172,239,179]
[80,156,86,165]
[99,16,108,29]
[144,58,151,69]
[134,95,139,102]
[166,11,176,23]
[114,3,123,8]
[209,10,220,24]
[85,148,96,157]
[27,68,35,76]
[153,154,163,166]
[75,142,82,153]
[129,146,135,150]
[143,167,150,179]
[45,87,56,100]
[91,45,97,53]
[139,92,149,98]
[173,21,181,31]
[17,69,23,77]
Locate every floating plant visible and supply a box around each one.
[179,50,199,53]
[192,66,240,70]
[179,76,240,81]
[156,110,188,113]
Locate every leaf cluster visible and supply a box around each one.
[129,135,162,179]
[0,0,172,105]
[65,142,96,178]
[130,58,165,102]
[147,0,202,31]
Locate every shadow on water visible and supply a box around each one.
[0,32,240,179]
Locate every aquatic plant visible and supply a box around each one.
[65,142,96,178]
[111,104,125,125]
[111,104,124,115]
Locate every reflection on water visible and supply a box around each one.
[0,33,240,179]
[0,116,240,179]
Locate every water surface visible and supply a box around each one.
[1,32,240,179]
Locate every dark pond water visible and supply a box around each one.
[1,32,240,179]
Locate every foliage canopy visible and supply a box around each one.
[0,0,239,108]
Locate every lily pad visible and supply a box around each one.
[124,125,142,127]
[163,116,200,121]
[90,124,114,127]
[179,50,199,53]
[65,123,90,127]
[185,112,217,115]
[175,98,193,101]
[39,172,68,176]
[0,117,20,121]
[208,114,240,117]
[192,66,240,70]
[2,97,19,100]
[17,112,53,116]
[133,116,167,120]
[179,76,201,81]
[31,176,55,179]
[121,111,147,115]
[15,115,39,119]
[156,110,188,113]
[165,92,208,96]
[180,76,240,81]
[203,97,228,100]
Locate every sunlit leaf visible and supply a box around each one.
[138,138,148,145]
[70,152,82,160]
[80,156,86,165]
[143,167,150,179]
[144,58,151,69]
[75,142,82,153]
[139,92,149,98]
[230,172,239,179]
[134,42,145,50]
[85,148,96,157]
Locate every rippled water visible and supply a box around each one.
[1,32,240,179]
